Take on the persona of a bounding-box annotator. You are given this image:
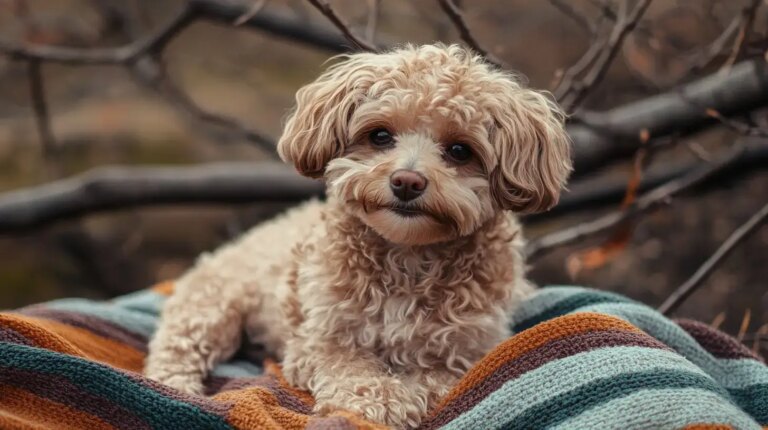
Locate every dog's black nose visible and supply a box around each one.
[390,170,427,201]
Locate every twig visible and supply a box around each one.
[365,0,381,43]
[548,0,596,35]
[26,59,57,163]
[558,0,653,111]
[706,109,768,138]
[306,0,377,52]
[737,309,752,342]
[436,0,504,68]
[683,17,741,76]
[658,202,768,315]
[0,4,195,64]
[129,57,276,152]
[525,141,750,260]
[234,0,268,26]
[722,0,762,70]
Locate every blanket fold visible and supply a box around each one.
[0,284,765,430]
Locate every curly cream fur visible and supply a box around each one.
[146,44,571,429]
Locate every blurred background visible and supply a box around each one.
[0,0,765,348]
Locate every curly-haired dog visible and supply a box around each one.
[145,44,571,429]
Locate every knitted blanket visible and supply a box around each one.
[0,283,765,430]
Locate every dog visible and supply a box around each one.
[145,44,571,429]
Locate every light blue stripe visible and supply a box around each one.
[44,299,158,338]
[212,360,263,378]
[508,286,587,328]
[111,290,165,316]
[572,302,768,390]
[550,387,761,430]
[441,346,712,430]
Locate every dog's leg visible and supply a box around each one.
[283,340,428,429]
[404,369,460,412]
[145,257,246,395]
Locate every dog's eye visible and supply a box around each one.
[369,128,394,147]
[446,143,473,163]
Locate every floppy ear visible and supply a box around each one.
[278,54,379,178]
[489,82,572,214]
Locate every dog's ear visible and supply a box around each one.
[489,81,572,213]
[278,54,379,178]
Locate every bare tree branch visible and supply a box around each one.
[558,0,653,111]
[129,57,276,152]
[723,0,762,70]
[306,0,377,52]
[0,4,195,64]
[26,60,57,163]
[234,0,268,26]
[525,140,755,260]
[437,0,504,68]
[535,142,768,220]
[570,58,768,175]
[0,141,765,233]
[365,0,381,43]
[706,109,768,138]
[547,0,597,35]
[0,163,323,233]
[658,201,768,315]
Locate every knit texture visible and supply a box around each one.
[0,284,765,430]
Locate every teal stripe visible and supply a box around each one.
[502,369,726,429]
[730,383,768,425]
[43,299,158,338]
[507,286,587,330]
[440,346,712,430]
[550,388,761,430]
[512,289,635,332]
[572,302,768,390]
[0,342,232,430]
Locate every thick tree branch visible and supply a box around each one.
[0,163,323,233]
[0,142,765,233]
[570,58,768,176]
[658,201,768,315]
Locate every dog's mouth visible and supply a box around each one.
[388,204,425,218]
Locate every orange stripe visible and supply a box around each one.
[152,281,175,296]
[436,313,642,408]
[0,314,83,356]
[214,386,309,430]
[0,384,113,430]
[2,314,145,372]
[682,425,734,430]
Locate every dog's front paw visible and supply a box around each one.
[145,368,205,395]
[314,377,427,429]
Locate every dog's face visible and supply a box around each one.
[278,45,572,246]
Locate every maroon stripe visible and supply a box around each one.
[212,375,313,415]
[420,329,669,430]
[0,366,151,430]
[675,318,762,361]
[0,327,34,346]
[18,307,147,352]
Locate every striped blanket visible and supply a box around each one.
[0,283,765,429]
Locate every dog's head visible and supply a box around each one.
[278,44,571,246]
